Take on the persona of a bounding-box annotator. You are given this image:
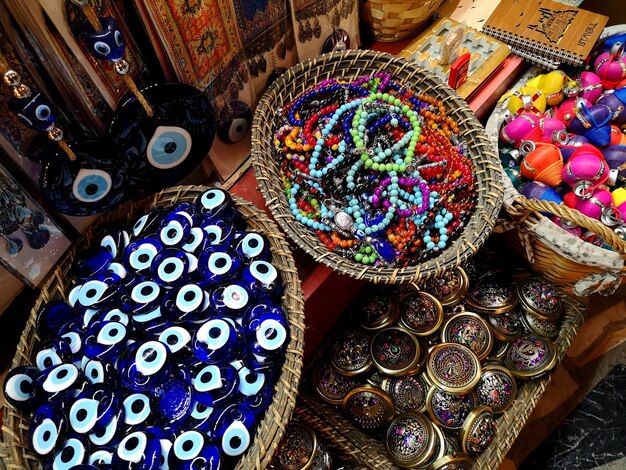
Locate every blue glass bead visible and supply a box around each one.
[198,244,242,285]
[89,448,114,468]
[29,403,67,458]
[110,83,215,191]
[82,358,118,388]
[112,430,162,470]
[118,340,172,392]
[35,300,75,338]
[192,317,242,363]
[68,384,119,434]
[88,407,124,447]
[209,282,252,317]
[181,227,205,254]
[241,261,283,300]
[9,88,57,133]
[168,430,220,470]
[60,329,83,363]
[158,326,192,355]
[150,248,190,287]
[132,209,163,238]
[371,238,395,263]
[210,401,256,457]
[83,320,128,361]
[50,433,90,469]
[3,365,40,411]
[186,401,214,433]
[159,213,192,248]
[191,363,239,408]
[161,284,208,323]
[150,376,193,426]
[35,336,74,371]
[83,17,126,61]
[242,302,289,360]
[75,277,119,310]
[124,279,162,315]
[427,241,435,250]
[195,188,234,220]
[236,364,268,397]
[122,393,153,428]
[244,384,275,416]
[73,246,113,281]
[123,237,163,274]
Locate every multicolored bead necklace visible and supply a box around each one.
[273,74,477,267]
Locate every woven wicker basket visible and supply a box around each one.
[485,26,626,297]
[360,0,445,42]
[252,50,503,284]
[298,295,586,469]
[0,186,305,470]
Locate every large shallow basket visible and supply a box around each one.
[298,295,585,469]
[253,50,503,284]
[485,26,626,297]
[0,186,305,470]
[360,0,445,42]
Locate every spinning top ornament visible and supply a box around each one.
[569,103,613,148]
[520,143,564,187]
[526,71,568,106]
[499,113,539,147]
[562,147,609,198]
[70,1,215,191]
[578,71,603,104]
[520,181,563,205]
[554,97,591,128]
[596,88,626,125]
[594,42,626,89]
[1,66,129,216]
[567,187,614,220]
[503,86,547,115]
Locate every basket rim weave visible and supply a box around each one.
[252,49,504,284]
[298,288,586,469]
[0,185,305,470]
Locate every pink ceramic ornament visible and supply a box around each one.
[500,113,540,147]
[550,216,582,236]
[578,72,604,104]
[594,51,626,89]
[562,147,610,198]
[573,188,614,219]
[555,98,591,128]
[596,88,626,125]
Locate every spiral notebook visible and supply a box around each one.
[482,0,607,68]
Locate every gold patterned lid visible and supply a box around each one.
[516,279,562,320]
[342,386,395,430]
[314,363,358,405]
[311,440,332,470]
[381,373,429,414]
[421,421,447,468]
[475,365,517,414]
[519,308,560,339]
[371,327,422,376]
[488,340,510,362]
[331,329,372,376]
[420,267,470,307]
[428,453,476,470]
[274,421,317,470]
[358,288,400,331]
[385,412,436,468]
[398,291,445,336]
[441,313,494,361]
[426,343,481,394]
[465,281,518,315]
[459,405,496,455]
[504,335,557,379]
[366,370,387,389]
[426,387,478,431]
[486,310,523,342]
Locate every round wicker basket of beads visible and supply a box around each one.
[253,50,503,284]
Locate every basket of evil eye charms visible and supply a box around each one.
[485,25,626,297]
[0,185,305,470]
[294,254,585,470]
[253,49,503,284]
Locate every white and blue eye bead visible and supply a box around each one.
[192,318,242,363]
[241,261,283,299]
[161,284,205,323]
[83,320,128,361]
[186,400,214,433]
[200,219,237,247]
[89,448,113,467]
[68,385,119,434]
[119,341,172,392]
[51,434,90,469]
[181,227,205,254]
[36,363,83,403]
[88,406,124,447]
[168,430,220,470]
[211,402,256,457]
[122,393,152,427]
[123,237,163,274]
[3,365,40,411]
[83,358,118,387]
[158,326,192,354]
[35,336,74,371]
[198,245,242,285]
[242,302,290,359]
[190,363,239,408]
[29,403,68,458]
[132,208,163,238]
[112,430,162,469]
[195,187,233,218]
[235,231,271,263]
[159,213,192,247]
[150,248,190,287]
[100,228,130,259]
[209,282,251,317]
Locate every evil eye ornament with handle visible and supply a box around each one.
[71,3,216,190]
[2,70,129,216]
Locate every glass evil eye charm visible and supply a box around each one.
[73,245,113,280]
[158,326,192,355]
[112,430,162,470]
[35,300,75,338]
[108,82,215,191]
[150,376,193,425]
[82,358,119,387]
[3,365,40,411]
[241,261,283,299]
[100,228,130,259]
[83,17,126,62]
[122,393,153,428]
[29,403,67,458]
[75,277,119,309]
[132,208,163,238]
[118,341,172,392]
[201,219,237,248]
[83,321,128,360]
[68,385,119,434]
[124,237,163,274]
[168,431,220,470]
[217,101,252,144]
[151,248,190,287]
[191,363,239,407]
[192,317,242,363]
[210,402,256,457]
[242,302,290,359]
[195,188,234,220]
[40,140,129,216]
[35,363,86,403]
[186,401,214,433]
[235,231,271,263]
[50,434,90,470]
[9,90,57,133]
[209,282,251,317]
[159,213,192,247]
[198,245,242,284]
[161,284,208,323]
[35,335,74,371]
[182,227,206,254]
